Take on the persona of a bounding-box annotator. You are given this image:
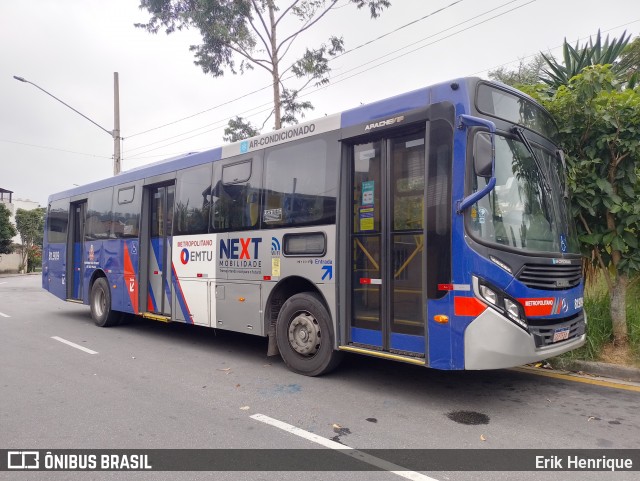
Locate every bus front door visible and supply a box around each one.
[147,184,175,316]
[349,130,427,357]
[68,201,87,301]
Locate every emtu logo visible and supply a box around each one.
[180,248,189,265]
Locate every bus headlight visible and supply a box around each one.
[504,298,527,330]
[473,277,528,332]
[479,285,498,306]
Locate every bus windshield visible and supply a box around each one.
[476,84,557,141]
[467,133,580,254]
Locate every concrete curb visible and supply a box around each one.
[549,358,640,383]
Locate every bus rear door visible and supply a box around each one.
[146,184,175,316]
[67,200,86,301]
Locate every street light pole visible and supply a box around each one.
[113,72,121,176]
[13,74,122,175]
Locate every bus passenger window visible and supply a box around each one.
[211,159,258,232]
[263,139,336,228]
[112,183,142,238]
[175,164,213,235]
[85,188,114,240]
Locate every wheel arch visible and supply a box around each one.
[87,268,108,302]
[263,276,331,355]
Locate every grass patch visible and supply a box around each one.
[555,276,640,367]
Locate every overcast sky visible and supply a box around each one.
[1,0,637,206]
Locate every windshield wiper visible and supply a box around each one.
[511,126,552,195]
[557,149,569,199]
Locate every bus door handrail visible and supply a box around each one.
[355,238,380,272]
[456,114,497,214]
[394,234,423,279]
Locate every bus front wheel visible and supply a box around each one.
[276,292,342,376]
[90,277,120,327]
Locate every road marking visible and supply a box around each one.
[0,281,7,284]
[0,311,10,318]
[251,413,438,481]
[51,336,98,355]
[511,366,640,393]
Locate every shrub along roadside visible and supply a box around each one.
[555,279,640,367]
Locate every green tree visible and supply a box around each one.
[488,54,547,88]
[540,30,631,91]
[534,65,640,345]
[0,203,17,255]
[136,0,390,138]
[223,116,260,142]
[15,207,45,273]
[619,36,640,86]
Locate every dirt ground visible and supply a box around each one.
[599,342,640,367]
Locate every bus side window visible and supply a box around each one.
[85,188,114,241]
[262,138,336,228]
[47,200,69,243]
[175,164,213,235]
[112,183,142,238]
[211,159,259,232]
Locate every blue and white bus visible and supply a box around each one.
[43,77,586,376]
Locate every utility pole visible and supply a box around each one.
[113,72,121,175]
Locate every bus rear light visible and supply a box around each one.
[433,315,449,324]
[238,297,246,302]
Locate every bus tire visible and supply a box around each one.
[276,292,342,376]
[90,277,120,327]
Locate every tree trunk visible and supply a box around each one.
[268,1,281,130]
[609,273,628,345]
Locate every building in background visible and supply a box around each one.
[0,187,41,273]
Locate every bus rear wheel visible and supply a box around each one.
[276,292,342,376]
[90,277,120,327]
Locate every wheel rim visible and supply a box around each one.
[287,311,321,356]
[93,285,106,318]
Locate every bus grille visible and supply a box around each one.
[517,264,582,290]
[529,312,585,348]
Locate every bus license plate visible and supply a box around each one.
[552,327,570,343]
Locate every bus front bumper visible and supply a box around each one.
[464,308,586,370]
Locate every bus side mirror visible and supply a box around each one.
[456,115,496,213]
[474,132,493,178]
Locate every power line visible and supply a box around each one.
[126,0,466,140]
[306,0,537,88]
[330,0,467,62]
[0,138,112,159]
[126,0,531,156]
[470,18,640,76]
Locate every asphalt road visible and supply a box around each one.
[1,275,638,481]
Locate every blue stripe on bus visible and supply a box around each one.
[390,333,425,355]
[73,242,82,299]
[350,327,383,347]
[49,148,223,202]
